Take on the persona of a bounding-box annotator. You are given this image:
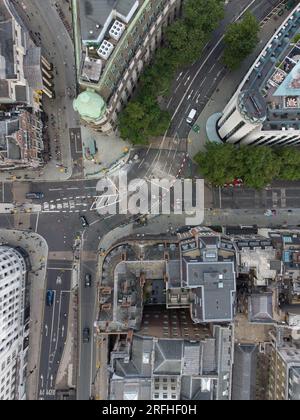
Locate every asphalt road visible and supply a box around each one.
[214,181,300,210]
[38,265,72,400]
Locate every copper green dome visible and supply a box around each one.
[73,89,106,121]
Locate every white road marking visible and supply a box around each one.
[184,75,191,86]
[209,63,216,73]
[176,71,183,81]
[35,212,40,232]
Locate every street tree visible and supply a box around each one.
[223,12,260,70]
[277,148,300,180]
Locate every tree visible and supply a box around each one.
[183,0,225,34]
[194,143,240,186]
[223,12,260,70]
[118,100,170,145]
[195,144,274,188]
[118,0,225,145]
[237,146,279,189]
[277,148,300,180]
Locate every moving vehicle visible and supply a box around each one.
[186,109,197,124]
[85,273,92,288]
[26,192,44,199]
[46,290,54,306]
[83,327,90,343]
[80,215,89,228]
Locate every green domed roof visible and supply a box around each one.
[73,89,106,121]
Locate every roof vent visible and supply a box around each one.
[109,20,126,41]
[97,40,114,60]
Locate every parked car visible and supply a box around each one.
[46,290,54,306]
[26,192,44,199]
[85,273,92,288]
[83,327,90,343]
[80,215,89,228]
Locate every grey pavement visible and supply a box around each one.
[0,229,48,401]
[81,126,130,179]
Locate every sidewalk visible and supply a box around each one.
[0,203,41,214]
[0,229,48,401]
[81,126,130,179]
[188,10,291,158]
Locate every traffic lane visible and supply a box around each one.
[167,0,283,133]
[35,213,82,252]
[29,180,98,202]
[78,263,97,401]
[0,214,15,230]
[166,0,254,112]
[39,270,71,399]
[213,186,300,210]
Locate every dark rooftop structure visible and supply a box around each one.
[232,344,258,401]
[109,325,234,400]
[248,292,274,324]
[167,227,236,323]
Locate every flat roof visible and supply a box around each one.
[78,0,138,42]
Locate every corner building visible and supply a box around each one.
[72,0,182,133]
[218,5,300,147]
[0,246,29,400]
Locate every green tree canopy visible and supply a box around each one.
[223,12,260,70]
[118,0,225,145]
[195,143,300,189]
[183,0,225,33]
[277,147,300,180]
[118,100,170,146]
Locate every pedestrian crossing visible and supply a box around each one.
[41,195,95,213]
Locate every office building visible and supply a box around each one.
[0,245,30,400]
[109,325,234,401]
[72,0,182,133]
[217,5,300,146]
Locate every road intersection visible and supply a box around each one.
[0,0,295,401]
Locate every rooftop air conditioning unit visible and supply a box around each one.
[97,40,114,60]
[109,20,126,41]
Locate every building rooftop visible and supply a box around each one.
[78,0,138,43]
[232,343,258,401]
[73,89,106,121]
[109,325,233,400]
[237,6,300,134]
[248,292,274,324]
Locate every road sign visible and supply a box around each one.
[193,124,200,133]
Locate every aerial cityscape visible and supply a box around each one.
[1,0,300,403]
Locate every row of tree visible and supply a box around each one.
[119,0,225,145]
[195,143,300,189]
[223,12,260,70]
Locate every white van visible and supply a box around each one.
[186,109,197,124]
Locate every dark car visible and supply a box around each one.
[83,327,90,343]
[46,290,54,306]
[85,273,92,288]
[80,215,89,228]
[26,192,44,200]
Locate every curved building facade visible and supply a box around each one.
[0,246,28,400]
[72,0,182,134]
[217,5,300,147]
